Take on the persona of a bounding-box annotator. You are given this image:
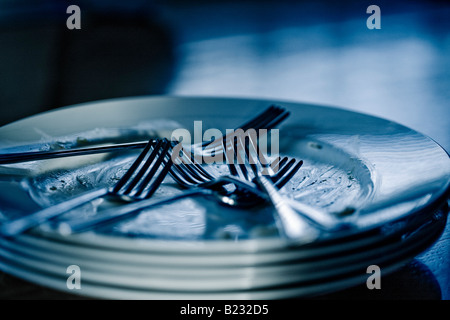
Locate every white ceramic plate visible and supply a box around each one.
[0,212,444,298]
[0,211,444,293]
[0,96,448,298]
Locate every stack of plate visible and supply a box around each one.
[0,208,446,299]
[0,97,448,299]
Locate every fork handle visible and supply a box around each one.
[256,175,319,244]
[0,187,109,237]
[58,189,213,234]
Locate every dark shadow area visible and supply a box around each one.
[51,9,175,110]
[0,1,176,126]
[314,259,442,300]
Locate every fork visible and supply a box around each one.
[197,105,289,156]
[225,133,321,243]
[0,105,289,165]
[169,143,300,202]
[231,134,346,233]
[56,142,301,233]
[0,139,173,237]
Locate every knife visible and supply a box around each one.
[0,140,150,165]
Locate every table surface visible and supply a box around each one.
[0,0,449,300]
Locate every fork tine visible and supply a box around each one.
[263,109,290,131]
[177,162,208,184]
[241,131,265,175]
[229,131,302,191]
[178,146,215,181]
[222,137,238,177]
[200,106,277,148]
[111,139,156,194]
[277,156,288,168]
[132,139,172,198]
[236,105,276,132]
[168,144,211,187]
[239,105,284,132]
[191,162,215,180]
[269,156,288,174]
[201,106,289,153]
[270,157,295,183]
[139,148,174,199]
[169,165,194,187]
[269,156,280,169]
[275,160,303,190]
[119,139,164,195]
[172,147,210,184]
[231,135,252,181]
[234,133,257,180]
[236,137,251,180]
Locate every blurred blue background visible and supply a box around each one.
[0,0,449,299]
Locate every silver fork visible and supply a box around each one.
[197,105,289,156]
[56,142,301,233]
[225,133,322,243]
[0,139,173,237]
[168,144,302,206]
